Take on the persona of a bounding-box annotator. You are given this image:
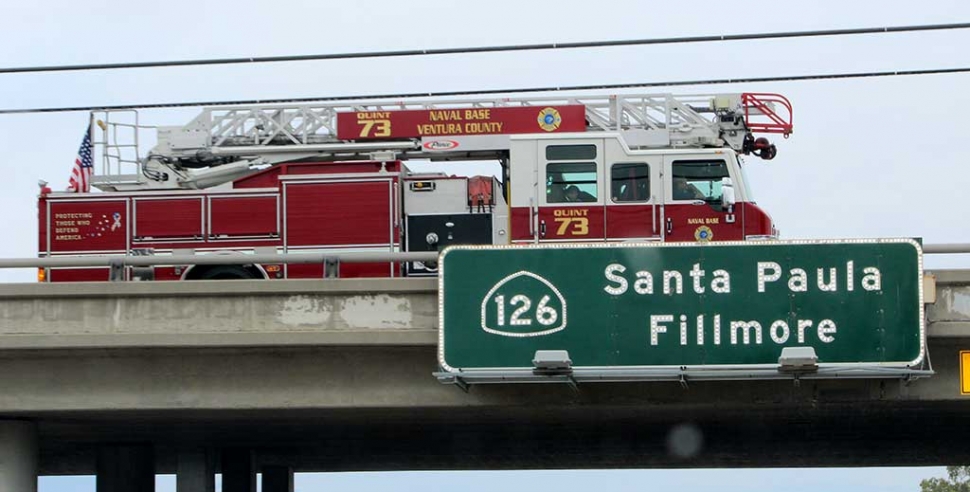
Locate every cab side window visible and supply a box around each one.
[611,163,650,203]
[671,160,729,203]
[545,145,598,203]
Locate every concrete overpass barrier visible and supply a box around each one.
[927,269,970,337]
[0,278,437,349]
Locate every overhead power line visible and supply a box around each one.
[1,66,968,115]
[2,22,970,74]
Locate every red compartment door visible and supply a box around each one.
[47,199,129,253]
[133,197,204,241]
[284,179,394,247]
[208,195,279,239]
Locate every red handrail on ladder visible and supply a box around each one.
[742,93,793,136]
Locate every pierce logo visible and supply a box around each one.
[423,140,459,151]
[480,271,567,337]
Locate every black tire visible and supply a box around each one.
[192,265,260,280]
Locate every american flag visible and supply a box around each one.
[68,125,94,193]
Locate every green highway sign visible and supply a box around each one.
[437,239,925,376]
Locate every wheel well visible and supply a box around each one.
[182,264,267,280]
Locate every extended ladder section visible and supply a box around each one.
[91,92,792,191]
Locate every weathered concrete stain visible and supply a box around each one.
[950,289,970,317]
[277,295,332,327]
[931,286,970,322]
[339,295,412,329]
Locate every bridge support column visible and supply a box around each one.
[96,444,154,492]
[0,420,38,492]
[221,448,255,492]
[261,465,294,492]
[176,448,215,492]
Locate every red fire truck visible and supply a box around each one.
[38,92,792,281]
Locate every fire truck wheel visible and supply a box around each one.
[190,265,263,280]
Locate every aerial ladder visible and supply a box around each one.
[89,92,792,192]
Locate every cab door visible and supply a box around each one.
[604,139,661,241]
[536,140,605,242]
[662,155,744,242]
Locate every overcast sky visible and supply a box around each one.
[3,0,969,490]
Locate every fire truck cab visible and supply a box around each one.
[507,134,771,244]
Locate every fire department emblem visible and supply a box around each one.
[694,225,713,242]
[537,108,562,132]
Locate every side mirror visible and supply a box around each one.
[721,177,736,212]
